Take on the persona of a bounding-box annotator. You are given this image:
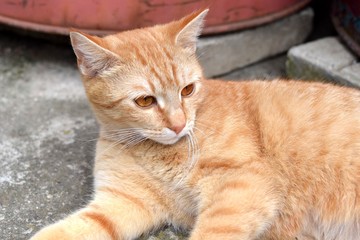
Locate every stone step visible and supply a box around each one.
[287,36,360,88]
[198,7,314,77]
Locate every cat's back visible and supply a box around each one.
[237,79,360,155]
[203,79,360,149]
[201,78,360,172]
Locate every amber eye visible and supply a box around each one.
[181,83,195,97]
[135,96,156,108]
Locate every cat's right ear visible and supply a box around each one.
[70,31,120,78]
[172,9,209,53]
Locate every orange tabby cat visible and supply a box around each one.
[31,9,360,240]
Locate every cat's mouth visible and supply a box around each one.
[142,121,194,145]
[145,128,187,145]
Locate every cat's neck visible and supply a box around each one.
[95,128,196,189]
[97,127,191,159]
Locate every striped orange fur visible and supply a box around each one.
[31,9,360,240]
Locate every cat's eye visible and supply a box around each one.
[181,83,195,97]
[135,96,156,108]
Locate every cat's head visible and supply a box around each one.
[70,9,208,145]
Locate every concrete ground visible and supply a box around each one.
[0,4,345,239]
[0,30,96,239]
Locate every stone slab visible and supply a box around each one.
[287,37,360,87]
[198,7,313,77]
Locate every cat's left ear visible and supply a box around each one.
[173,9,209,53]
[70,30,120,78]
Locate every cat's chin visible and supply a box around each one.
[149,134,184,145]
[154,137,182,145]
[142,122,195,145]
[147,128,189,145]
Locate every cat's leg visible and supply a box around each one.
[30,186,167,240]
[189,173,281,240]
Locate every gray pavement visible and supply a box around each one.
[0,31,96,239]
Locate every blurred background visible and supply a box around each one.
[0,0,359,239]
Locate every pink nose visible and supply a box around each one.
[170,123,186,134]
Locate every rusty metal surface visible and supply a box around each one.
[0,0,310,35]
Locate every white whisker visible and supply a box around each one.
[189,130,200,169]
[175,130,200,188]
[94,127,150,156]
[175,135,192,187]
[193,126,206,136]
[194,120,218,134]
[123,135,146,148]
[96,138,124,156]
